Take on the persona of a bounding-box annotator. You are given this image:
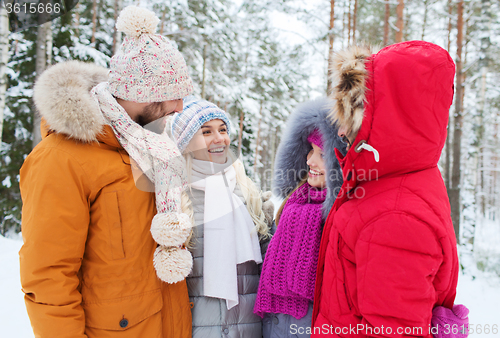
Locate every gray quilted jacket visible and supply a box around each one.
[187,186,263,338]
[262,303,313,338]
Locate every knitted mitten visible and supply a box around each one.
[431,304,469,338]
[261,191,274,228]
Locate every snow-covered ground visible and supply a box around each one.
[0,234,33,338]
[1,234,499,337]
[456,273,500,334]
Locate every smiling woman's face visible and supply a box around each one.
[306,143,326,188]
[186,119,230,164]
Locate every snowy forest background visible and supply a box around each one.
[0,0,499,332]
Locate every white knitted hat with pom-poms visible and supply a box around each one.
[108,5,193,103]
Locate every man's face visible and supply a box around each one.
[136,99,183,126]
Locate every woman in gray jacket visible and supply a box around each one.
[171,96,271,338]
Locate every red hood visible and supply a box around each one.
[336,41,455,190]
[312,42,457,324]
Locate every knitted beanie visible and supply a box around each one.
[108,6,193,103]
[307,128,324,150]
[172,96,232,153]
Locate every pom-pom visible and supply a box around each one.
[151,212,192,247]
[116,6,160,38]
[154,246,193,284]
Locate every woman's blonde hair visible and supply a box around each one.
[183,150,269,238]
[181,189,194,247]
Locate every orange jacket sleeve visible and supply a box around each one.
[20,145,91,338]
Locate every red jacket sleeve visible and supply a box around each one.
[355,212,443,337]
[19,146,91,338]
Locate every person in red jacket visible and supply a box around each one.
[312,41,460,337]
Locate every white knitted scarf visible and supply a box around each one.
[91,82,193,284]
[190,158,262,310]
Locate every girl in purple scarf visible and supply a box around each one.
[254,99,345,338]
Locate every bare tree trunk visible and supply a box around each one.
[33,22,51,148]
[270,124,278,188]
[112,0,118,54]
[160,6,167,35]
[74,3,80,37]
[492,123,499,216]
[115,0,123,52]
[347,0,352,45]
[445,122,452,192]
[477,67,487,216]
[476,0,491,216]
[450,0,464,242]
[326,0,335,95]
[46,23,52,66]
[395,0,404,42]
[238,109,244,155]
[260,133,270,190]
[352,0,358,43]
[201,44,207,99]
[444,0,453,191]
[254,113,262,180]
[91,0,98,44]
[0,8,8,144]
[383,1,390,45]
[446,0,452,52]
[421,0,429,40]
[342,0,347,47]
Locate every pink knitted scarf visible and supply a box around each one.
[254,182,326,319]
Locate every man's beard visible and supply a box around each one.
[137,102,170,127]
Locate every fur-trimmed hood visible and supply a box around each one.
[327,41,455,183]
[33,61,109,142]
[273,98,346,219]
[328,45,372,143]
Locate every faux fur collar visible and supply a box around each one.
[328,45,372,142]
[33,61,109,142]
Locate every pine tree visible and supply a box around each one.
[0,29,37,235]
[1,1,114,235]
[0,8,8,143]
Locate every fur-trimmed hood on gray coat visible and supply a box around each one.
[273,98,346,219]
[33,61,109,142]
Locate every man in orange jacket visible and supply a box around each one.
[19,6,193,338]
